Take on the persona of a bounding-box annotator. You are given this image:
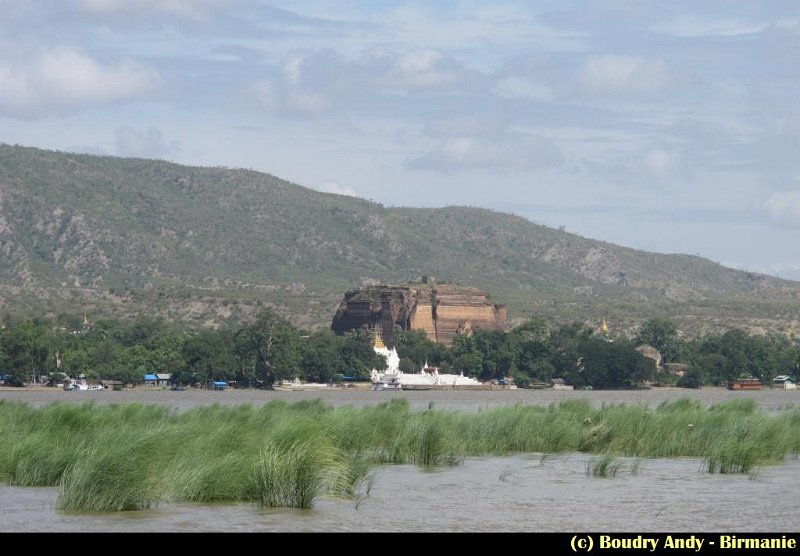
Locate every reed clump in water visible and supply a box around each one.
[587,453,624,477]
[0,397,797,511]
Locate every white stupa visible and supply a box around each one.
[369,333,482,388]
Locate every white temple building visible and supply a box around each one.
[369,334,482,389]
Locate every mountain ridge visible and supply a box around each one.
[1,143,798,336]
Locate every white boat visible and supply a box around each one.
[63,378,103,391]
[371,378,402,391]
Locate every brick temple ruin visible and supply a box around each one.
[330,277,506,347]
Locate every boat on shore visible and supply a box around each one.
[371,378,402,391]
[401,383,433,391]
[273,378,334,391]
[63,378,102,391]
[727,378,762,390]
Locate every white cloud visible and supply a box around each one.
[493,76,553,101]
[774,18,800,32]
[75,0,231,21]
[349,3,588,57]
[115,126,179,158]
[284,56,304,85]
[0,48,159,118]
[408,134,562,173]
[423,116,505,138]
[314,180,358,197]
[644,149,679,177]
[577,55,670,94]
[765,190,800,226]
[286,91,329,114]
[249,47,471,118]
[384,49,462,91]
[250,79,329,116]
[653,16,769,38]
[251,80,279,112]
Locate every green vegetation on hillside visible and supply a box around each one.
[1,144,800,335]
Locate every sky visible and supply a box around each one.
[1,1,799,279]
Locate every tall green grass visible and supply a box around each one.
[0,397,798,511]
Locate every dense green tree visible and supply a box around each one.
[511,317,552,383]
[512,317,551,345]
[777,345,800,381]
[691,353,729,386]
[717,329,752,378]
[689,329,800,385]
[0,319,50,384]
[394,329,446,368]
[301,330,345,383]
[54,312,84,332]
[0,345,9,383]
[549,322,592,379]
[399,356,416,373]
[182,330,236,385]
[462,329,510,380]
[235,310,304,386]
[147,331,186,374]
[450,334,483,377]
[121,315,168,347]
[90,340,119,376]
[575,338,655,389]
[1,309,798,391]
[677,366,704,388]
[636,318,679,364]
[451,351,483,377]
[54,333,87,373]
[339,332,386,380]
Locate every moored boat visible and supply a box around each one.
[400,383,433,391]
[727,378,762,390]
[63,379,102,391]
[371,378,402,391]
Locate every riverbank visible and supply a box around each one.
[0,384,796,411]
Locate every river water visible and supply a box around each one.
[2,455,798,532]
[1,387,798,532]
[1,385,798,411]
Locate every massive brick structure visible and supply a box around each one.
[331,277,506,347]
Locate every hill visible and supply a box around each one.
[1,144,799,336]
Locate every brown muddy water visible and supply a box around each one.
[2,455,798,532]
[1,387,798,532]
[1,385,797,411]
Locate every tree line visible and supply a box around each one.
[0,311,798,389]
